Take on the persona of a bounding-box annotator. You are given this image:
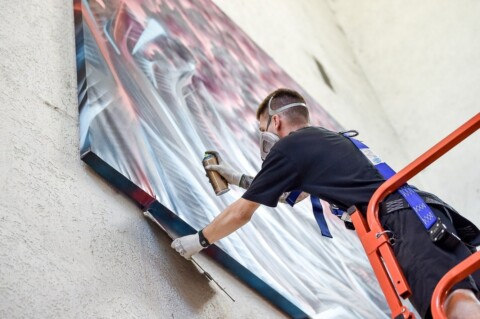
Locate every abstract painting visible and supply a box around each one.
[74,0,391,317]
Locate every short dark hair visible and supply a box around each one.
[256,88,309,125]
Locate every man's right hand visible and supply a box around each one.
[171,233,204,260]
[204,150,243,187]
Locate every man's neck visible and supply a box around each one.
[280,124,310,138]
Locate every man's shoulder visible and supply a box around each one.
[291,126,334,136]
[280,126,334,145]
[270,127,330,159]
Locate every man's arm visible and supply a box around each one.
[206,158,308,204]
[203,198,259,243]
[171,198,260,259]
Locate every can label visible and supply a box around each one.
[202,152,230,196]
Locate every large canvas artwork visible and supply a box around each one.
[74,0,391,317]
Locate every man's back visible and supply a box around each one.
[243,126,385,211]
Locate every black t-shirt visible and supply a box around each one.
[242,126,386,212]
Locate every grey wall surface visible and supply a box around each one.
[328,0,480,223]
[0,1,285,318]
[0,0,477,318]
[218,0,479,226]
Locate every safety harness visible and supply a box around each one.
[286,130,462,250]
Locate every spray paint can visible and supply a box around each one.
[202,152,230,196]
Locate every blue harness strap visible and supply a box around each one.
[284,132,438,238]
[310,196,333,238]
[286,191,333,238]
[285,190,302,206]
[345,134,437,230]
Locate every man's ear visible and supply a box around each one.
[273,114,281,130]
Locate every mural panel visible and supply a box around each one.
[74,0,390,317]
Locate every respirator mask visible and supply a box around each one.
[260,131,280,161]
[259,95,307,161]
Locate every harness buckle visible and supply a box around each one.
[331,205,355,230]
[429,218,461,250]
[339,130,359,137]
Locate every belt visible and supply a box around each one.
[380,193,454,215]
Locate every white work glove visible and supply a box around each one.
[204,150,243,187]
[171,233,204,260]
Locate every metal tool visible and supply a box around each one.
[143,211,235,302]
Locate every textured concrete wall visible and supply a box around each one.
[214,0,408,170]
[0,0,477,318]
[328,0,480,225]
[0,1,287,318]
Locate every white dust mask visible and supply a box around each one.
[260,131,280,161]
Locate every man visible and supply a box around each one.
[172,88,480,318]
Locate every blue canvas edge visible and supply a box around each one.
[80,150,308,318]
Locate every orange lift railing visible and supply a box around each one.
[348,113,480,319]
[431,250,480,318]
